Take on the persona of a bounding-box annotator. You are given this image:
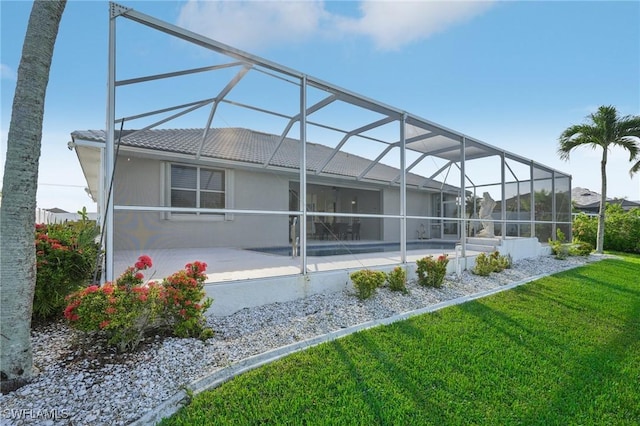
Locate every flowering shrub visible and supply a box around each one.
[34,220,100,321]
[64,255,213,352]
[416,254,449,288]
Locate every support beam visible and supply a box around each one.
[264,95,337,167]
[400,115,407,264]
[300,76,308,274]
[530,161,535,238]
[116,98,216,124]
[460,137,467,258]
[197,65,251,159]
[115,62,245,86]
[356,144,397,180]
[105,9,117,282]
[315,116,396,174]
[501,153,506,240]
[391,152,429,184]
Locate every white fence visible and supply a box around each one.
[35,208,98,224]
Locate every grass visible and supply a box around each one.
[161,254,640,425]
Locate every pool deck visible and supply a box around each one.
[114,239,464,284]
[113,237,547,316]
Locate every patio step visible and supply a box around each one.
[466,237,501,253]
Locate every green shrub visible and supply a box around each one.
[472,251,511,276]
[34,220,100,322]
[573,213,597,247]
[573,205,640,254]
[497,252,512,270]
[386,267,407,293]
[64,255,213,352]
[350,269,386,300]
[549,228,569,260]
[472,252,494,276]
[416,254,449,288]
[569,240,593,256]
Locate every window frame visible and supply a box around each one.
[164,162,233,221]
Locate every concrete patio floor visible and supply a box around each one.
[113,237,545,316]
[113,239,465,284]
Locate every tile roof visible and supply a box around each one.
[72,128,449,190]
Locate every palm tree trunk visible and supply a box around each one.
[597,149,607,253]
[0,0,66,393]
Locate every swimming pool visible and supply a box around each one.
[248,240,457,257]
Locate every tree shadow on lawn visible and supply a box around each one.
[458,259,640,424]
[323,258,640,424]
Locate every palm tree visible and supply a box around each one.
[630,158,640,176]
[558,105,640,253]
[0,0,66,393]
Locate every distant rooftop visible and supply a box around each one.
[572,187,640,212]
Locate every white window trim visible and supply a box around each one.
[164,162,233,221]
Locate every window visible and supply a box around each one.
[169,164,230,219]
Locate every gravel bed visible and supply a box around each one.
[0,255,602,425]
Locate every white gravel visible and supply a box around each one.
[0,255,602,425]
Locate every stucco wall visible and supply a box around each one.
[113,156,290,250]
[112,155,453,250]
[382,188,435,241]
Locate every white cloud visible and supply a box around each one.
[1,63,16,80]
[176,1,495,52]
[177,0,329,51]
[337,1,496,50]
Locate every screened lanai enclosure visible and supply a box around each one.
[72,3,571,295]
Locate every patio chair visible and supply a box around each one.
[347,222,361,240]
[333,222,348,240]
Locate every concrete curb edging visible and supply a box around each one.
[131,271,562,425]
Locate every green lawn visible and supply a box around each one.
[161,254,640,425]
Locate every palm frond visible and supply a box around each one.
[558,106,640,163]
[558,124,603,160]
[631,159,640,177]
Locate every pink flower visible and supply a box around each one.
[134,255,153,270]
[135,272,144,280]
[64,305,78,321]
[99,320,110,329]
[84,285,100,294]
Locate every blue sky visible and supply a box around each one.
[1,0,639,212]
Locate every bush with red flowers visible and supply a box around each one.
[34,220,100,321]
[64,255,213,352]
[415,254,449,288]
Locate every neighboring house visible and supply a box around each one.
[572,187,640,214]
[71,128,461,252]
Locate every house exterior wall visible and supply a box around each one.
[381,187,443,241]
[113,156,289,250]
[112,155,452,250]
